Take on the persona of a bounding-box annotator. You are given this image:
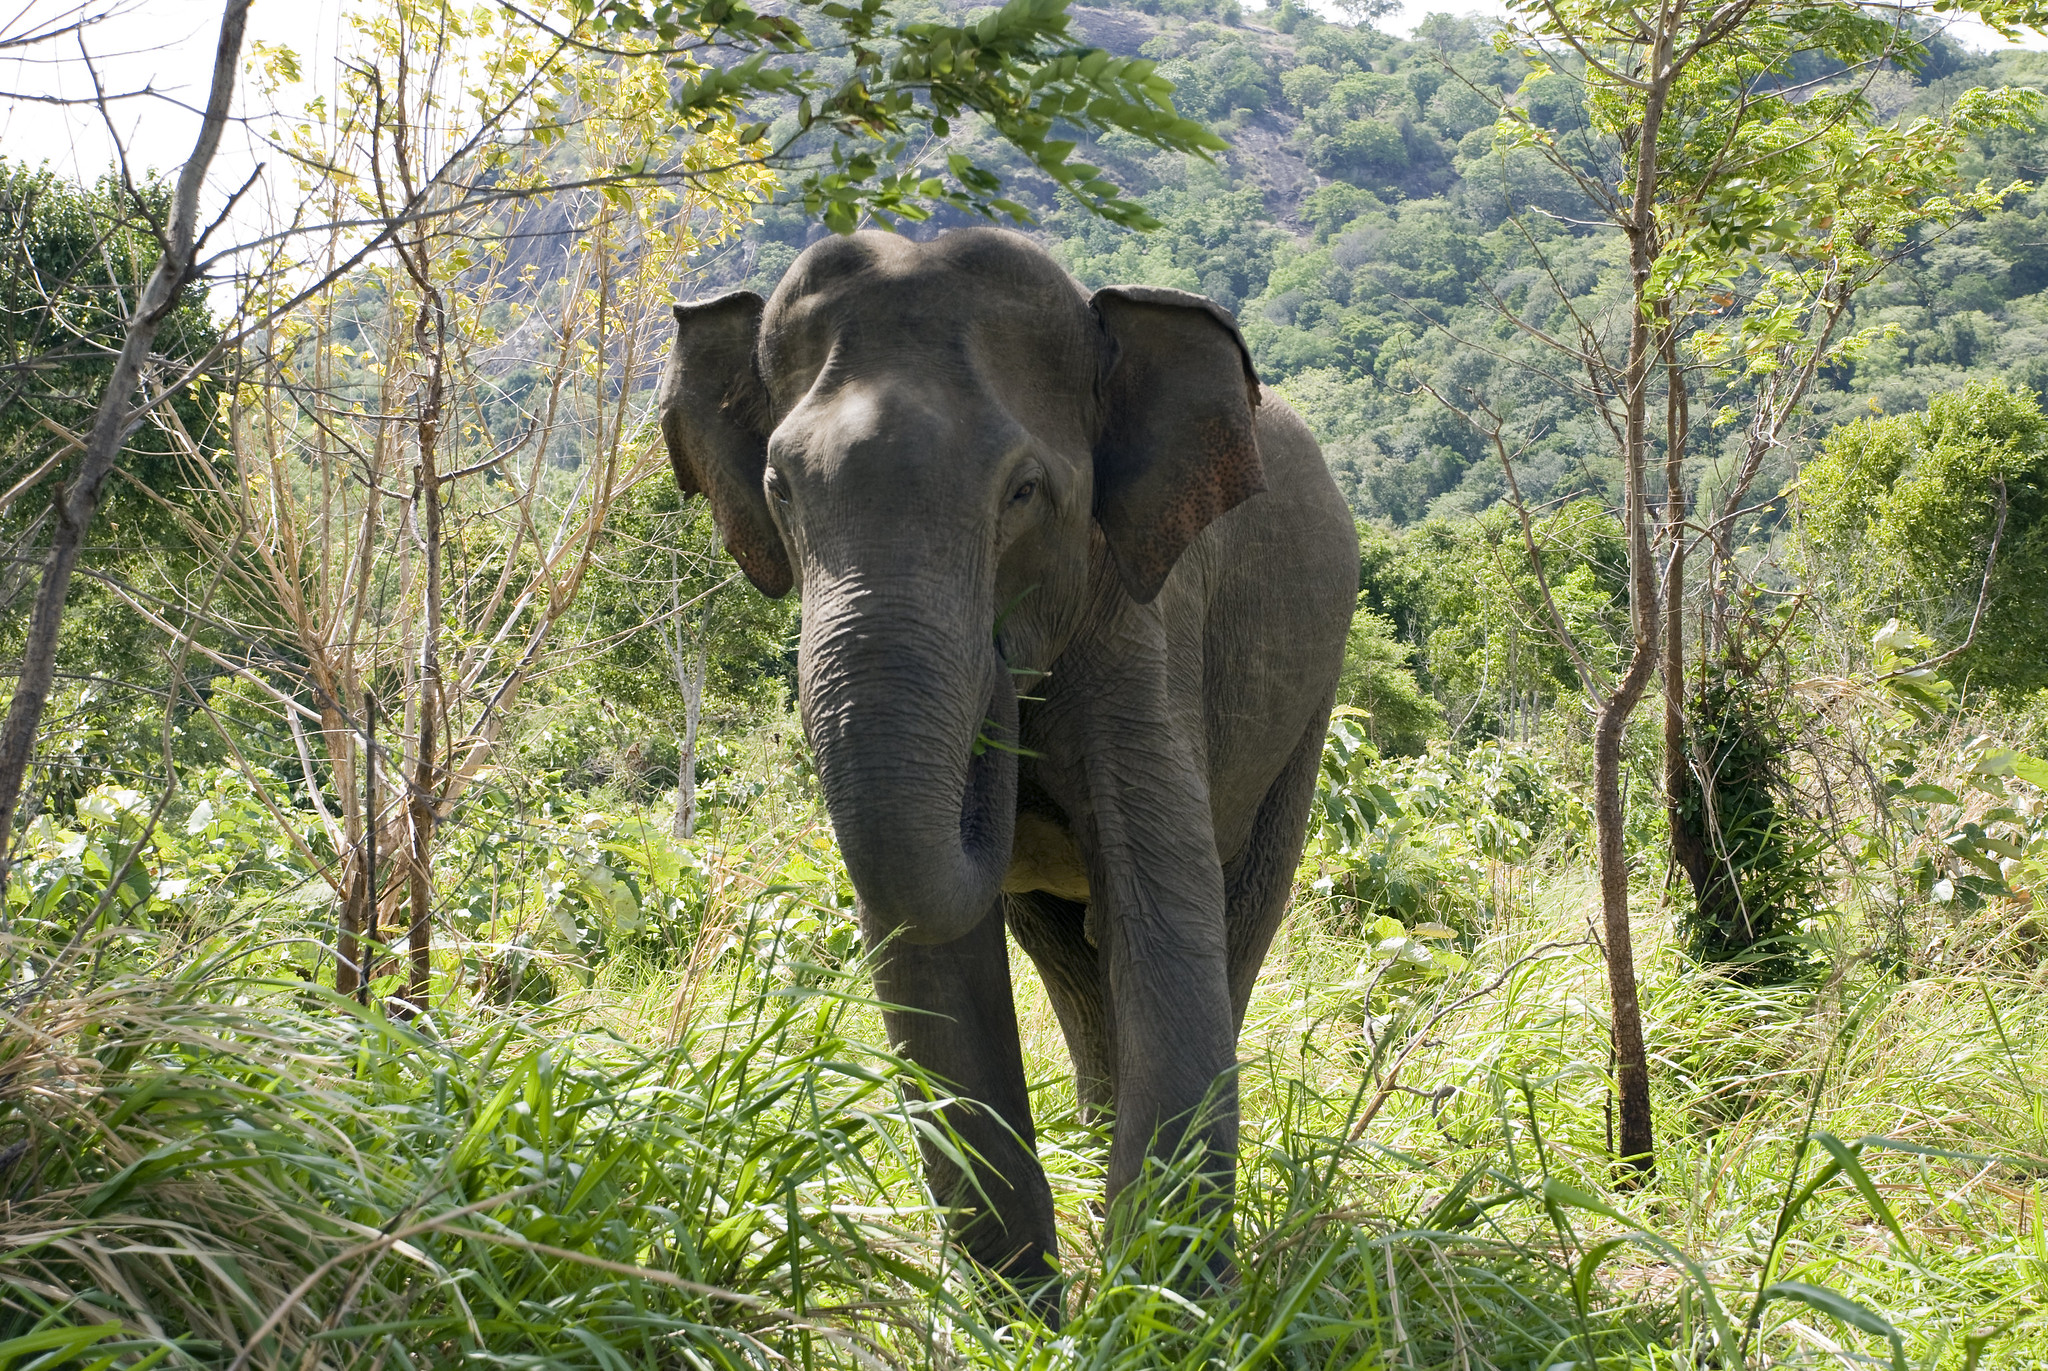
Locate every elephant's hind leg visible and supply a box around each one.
[1222,702,1333,1028]
[1005,890,1113,1127]
[863,900,1059,1306]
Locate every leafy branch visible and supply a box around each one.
[580,0,1225,231]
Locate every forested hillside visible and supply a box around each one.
[714,2,2048,528]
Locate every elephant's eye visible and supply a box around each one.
[765,467,791,505]
[1009,479,1038,507]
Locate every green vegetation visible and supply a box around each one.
[1802,379,2048,694]
[849,0,2048,544]
[0,163,229,808]
[4,0,2048,1362]
[4,709,2045,1366]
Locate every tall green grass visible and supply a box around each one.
[2,768,2044,1368]
[0,925,958,1368]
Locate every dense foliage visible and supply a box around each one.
[707,0,2048,538]
[1802,378,2048,693]
[0,163,229,810]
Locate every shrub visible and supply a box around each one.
[1311,716,1586,933]
[1335,608,1444,757]
[1673,674,1824,982]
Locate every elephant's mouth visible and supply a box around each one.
[961,650,1020,861]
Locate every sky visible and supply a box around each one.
[3,0,2045,239]
[2,0,341,180]
[0,0,351,260]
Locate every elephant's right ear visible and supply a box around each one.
[658,291,794,598]
[1090,285,1266,605]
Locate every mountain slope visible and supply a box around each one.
[714,2,2048,526]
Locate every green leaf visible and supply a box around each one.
[1759,1282,1906,1371]
[0,1325,131,1370]
[1542,1177,1627,1224]
[1572,1235,1632,1316]
[1892,783,1959,805]
[1812,1134,1910,1252]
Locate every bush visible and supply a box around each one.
[1311,715,1586,934]
[1673,674,1824,982]
[1335,608,1443,757]
[1800,379,2048,695]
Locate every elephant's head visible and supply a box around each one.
[657,229,1264,944]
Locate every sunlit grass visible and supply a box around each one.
[3,764,2045,1368]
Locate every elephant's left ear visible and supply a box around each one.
[1089,285,1266,604]
[659,291,793,599]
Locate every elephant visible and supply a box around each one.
[658,227,1358,1306]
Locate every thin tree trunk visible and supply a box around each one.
[0,0,250,872]
[1599,34,1675,1183]
[404,291,447,1011]
[1593,655,1657,1176]
[1662,323,1710,911]
[406,794,433,1007]
[364,696,381,982]
[330,699,367,996]
[673,597,712,841]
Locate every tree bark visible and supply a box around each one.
[364,697,382,988]
[1594,656,1657,1176]
[1662,323,1711,914]
[331,698,370,997]
[0,0,250,873]
[673,604,710,842]
[1598,25,1676,1183]
[403,286,448,1012]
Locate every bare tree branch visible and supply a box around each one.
[0,0,250,879]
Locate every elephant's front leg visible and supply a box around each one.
[1047,606,1242,1241]
[1094,822,1239,1212]
[862,900,1061,1305]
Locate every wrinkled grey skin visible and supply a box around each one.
[659,228,1357,1303]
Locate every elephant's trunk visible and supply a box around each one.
[801,591,1018,946]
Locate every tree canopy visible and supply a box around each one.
[1803,378,2048,693]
